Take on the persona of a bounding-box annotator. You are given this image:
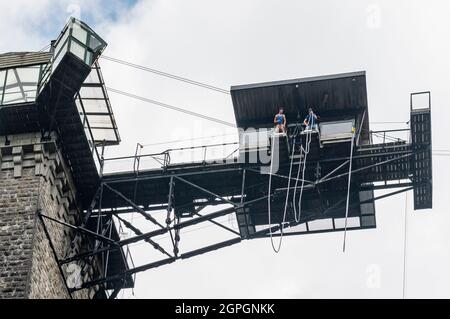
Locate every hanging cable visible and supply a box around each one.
[293,116,314,222]
[267,128,298,254]
[267,131,297,253]
[342,130,356,252]
[101,55,231,95]
[107,87,236,128]
[402,121,412,298]
[140,132,237,148]
[402,192,409,299]
[38,44,51,52]
[294,128,312,222]
[292,143,305,220]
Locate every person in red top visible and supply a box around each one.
[274,107,287,133]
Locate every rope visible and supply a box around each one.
[293,125,313,222]
[342,130,355,252]
[402,192,408,298]
[297,130,312,222]
[267,132,297,253]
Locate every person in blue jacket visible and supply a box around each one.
[274,107,287,133]
[303,108,319,131]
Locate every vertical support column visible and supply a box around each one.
[166,177,179,256]
[410,91,433,210]
[235,169,255,239]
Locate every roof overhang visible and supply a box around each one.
[231,71,369,131]
[0,52,52,70]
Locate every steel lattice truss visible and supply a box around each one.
[38,126,429,298]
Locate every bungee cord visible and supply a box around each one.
[267,131,298,253]
[293,116,315,223]
[342,130,356,252]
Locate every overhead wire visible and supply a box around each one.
[140,132,238,148]
[370,121,409,125]
[38,43,51,52]
[101,55,231,95]
[107,87,236,128]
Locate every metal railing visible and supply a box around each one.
[101,141,239,175]
[368,128,410,145]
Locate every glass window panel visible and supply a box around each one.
[53,42,68,70]
[55,29,70,58]
[84,69,101,84]
[5,69,18,86]
[2,91,25,105]
[87,114,113,127]
[15,66,40,84]
[70,40,87,63]
[91,128,117,142]
[0,70,5,88]
[79,86,104,99]
[72,25,88,44]
[88,35,103,51]
[85,51,93,65]
[81,98,108,113]
[1,68,39,105]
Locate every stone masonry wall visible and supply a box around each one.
[0,133,99,299]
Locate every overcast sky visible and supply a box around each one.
[1,0,450,299]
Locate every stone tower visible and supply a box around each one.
[0,18,128,299]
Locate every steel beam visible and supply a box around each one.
[103,183,165,229]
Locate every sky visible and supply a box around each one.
[1,0,450,299]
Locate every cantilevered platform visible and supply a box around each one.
[97,73,432,249]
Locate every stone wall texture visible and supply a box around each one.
[0,133,99,299]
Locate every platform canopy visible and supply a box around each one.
[230,71,370,139]
[76,62,121,146]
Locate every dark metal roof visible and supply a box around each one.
[231,71,366,91]
[231,71,368,129]
[0,52,51,70]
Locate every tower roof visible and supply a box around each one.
[0,51,52,70]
